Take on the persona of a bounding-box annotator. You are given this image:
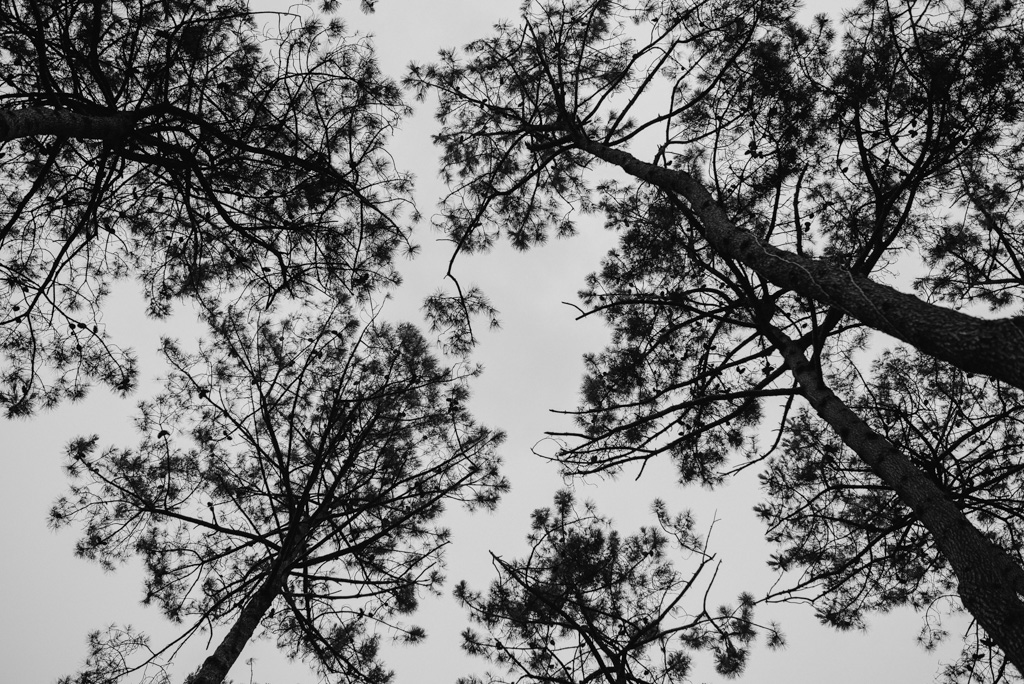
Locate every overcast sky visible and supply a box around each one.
[0,1,969,682]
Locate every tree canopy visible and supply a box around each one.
[51,303,507,684]
[13,0,1024,682]
[407,0,1024,678]
[456,490,783,684]
[0,0,412,414]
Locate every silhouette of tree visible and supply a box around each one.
[50,302,507,684]
[0,0,412,414]
[407,0,1024,677]
[455,490,783,684]
[759,348,1024,682]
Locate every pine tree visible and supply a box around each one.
[455,490,783,684]
[0,0,412,413]
[407,0,1024,677]
[51,302,507,684]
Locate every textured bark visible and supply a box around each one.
[573,135,1024,391]
[770,329,1024,675]
[189,570,283,684]
[0,106,133,142]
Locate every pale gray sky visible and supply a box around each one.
[0,1,968,683]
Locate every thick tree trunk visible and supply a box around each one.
[189,570,283,684]
[769,328,1024,675]
[0,106,132,142]
[573,135,1024,391]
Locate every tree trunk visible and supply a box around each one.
[768,327,1024,675]
[189,570,283,684]
[0,106,133,142]
[572,134,1024,391]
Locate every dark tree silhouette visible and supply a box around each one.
[0,0,412,414]
[758,348,1024,682]
[406,0,1024,678]
[50,303,507,684]
[455,490,783,684]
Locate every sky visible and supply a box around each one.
[0,0,971,682]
